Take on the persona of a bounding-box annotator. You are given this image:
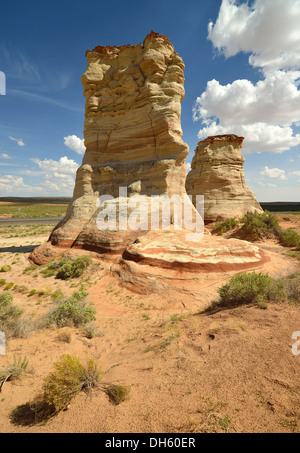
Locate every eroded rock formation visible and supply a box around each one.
[186,134,263,223]
[30,35,269,295]
[31,31,193,264]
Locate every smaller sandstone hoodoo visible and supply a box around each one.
[186,134,263,223]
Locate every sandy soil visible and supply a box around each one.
[0,217,299,433]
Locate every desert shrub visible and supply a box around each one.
[0,356,28,390]
[0,292,23,331]
[83,322,103,339]
[279,229,300,248]
[46,291,96,327]
[0,292,33,338]
[212,217,238,235]
[28,289,37,297]
[42,257,92,280]
[51,290,64,301]
[14,285,28,294]
[218,272,285,306]
[205,272,286,312]
[240,211,282,240]
[23,264,38,275]
[105,384,130,405]
[37,285,52,297]
[10,355,129,424]
[4,282,14,291]
[56,257,92,280]
[43,355,102,413]
[281,273,300,304]
[41,258,69,278]
[56,331,72,343]
[0,279,6,287]
[0,265,11,272]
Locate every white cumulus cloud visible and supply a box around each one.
[260,166,287,180]
[0,175,42,193]
[1,153,10,159]
[64,135,86,155]
[208,0,300,74]
[30,156,79,194]
[194,0,300,154]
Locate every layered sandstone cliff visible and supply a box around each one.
[186,135,263,223]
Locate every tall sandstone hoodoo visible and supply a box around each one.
[186,134,263,223]
[31,31,191,263]
[30,34,269,295]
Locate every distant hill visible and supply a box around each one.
[260,202,300,212]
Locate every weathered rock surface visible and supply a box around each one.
[186,134,263,223]
[112,230,271,295]
[31,31,193,264]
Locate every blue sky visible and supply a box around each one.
[0,0,299,201]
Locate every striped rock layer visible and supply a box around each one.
[186,135,263,223]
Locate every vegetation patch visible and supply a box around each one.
[0,291,34,338]
[279,229,300,248]
[105,384,131,405]
[0,265,11,272]
[10,354,129,425]
[203,272,286,313]
[0,356,28,392]
[239,211,282,241]
[46,291,96,328]
[0,203,67,219]
[41,256,92,280]
[212,217,238,235]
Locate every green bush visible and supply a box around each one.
[0,265,11,272]
[281,273,300,304]
[23,265,38,275]
[57,257,92,280]
[105,384,131,405]
[43,355,102,413]
[4,282,14,291]
[279,229,300,247]
[47,291,96,327]
[10,355,129,424]
[205,272,286,312]
[240,211,282,240]
[212,217,238,235]
[42,257,92,280]
[0,292,23,323]
[51,290,64,301]
[218,272,285,306]
[0,279,6,287]
[0,292,30,338]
